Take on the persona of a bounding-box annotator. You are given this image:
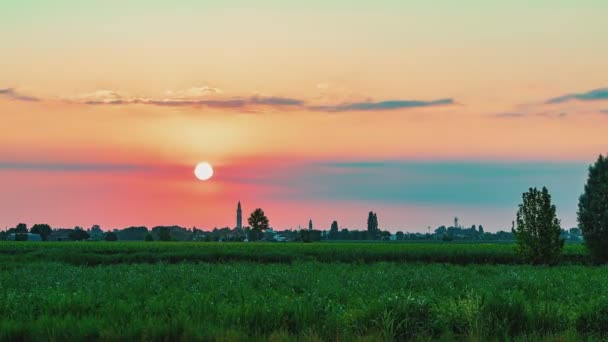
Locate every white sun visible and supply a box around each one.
[194,162,214,181]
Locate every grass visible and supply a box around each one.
[2,261,608,340]
[0,241,591,266]
[0,242,605,340]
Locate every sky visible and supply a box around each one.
[1,0,607,232]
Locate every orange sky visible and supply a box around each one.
[1,1,607,231]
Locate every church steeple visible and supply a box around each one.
[236,201,242,230]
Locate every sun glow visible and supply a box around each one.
[194,162,214,181]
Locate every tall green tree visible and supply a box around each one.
[30,224,52,241]
[248,208,269,241]
[578,154,608,262]
[514,187,564,264]
[367,212,379,239]
[329,221,339,240]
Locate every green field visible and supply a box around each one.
[1,242,607,341]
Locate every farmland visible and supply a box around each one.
[1,242,607,341]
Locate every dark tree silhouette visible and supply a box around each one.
[159,227,171,241]
[15,223,28,233]
[329,221,339,240]
[30,224,52,241]
[367,212,379,239]
[105,232,118,241]
[514,187,563,264]
[578,154,608,262]
[248,208,269,241]
[69,228,90,241]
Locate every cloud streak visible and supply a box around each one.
[308,98,454,112]
[0,161,149,172]
[0,88,39,102]
[3,87,456,113]
[546,87,608,104]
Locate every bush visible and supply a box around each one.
[578,154,608,263]
[105,232,118,242]
[514,187,564,264]
[576,301,608,336]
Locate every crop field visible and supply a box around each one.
[0,241,591,266]
[1,242,607,341]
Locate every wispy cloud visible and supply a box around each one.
[0,88,39,102]
[3,86,456,113]
[308,98,454,112]
[600,109,608,115]
[546,87,608,104]
[0,161,149,172]
[495,112,527,118]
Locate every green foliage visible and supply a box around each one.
[0,241,590,266]
[578,154,608,262]
[69,228,90,241]
[576,301,608,337]
[15,233,28,241]
[158,227,171,241]
[30,224,52,241]
[367,212,378,239]
[514,187,564,264]
[104,232,118,242]
[0,260,605,340]
[144,232,154,242]
[329,221,339,240]
[248,208,269,241]
[15,223,28,234]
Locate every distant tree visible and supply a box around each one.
[569,227,582,236]
[380,230,391,240]
[478,225,484,234]
[105,232,118,241]
[514,187,564,264]
[299,229,311,243]
[14,223,28,241]
[329,221,339,240]
[144,232,154,242]
[0,231,6,241]
[158,227,171,241]
[248,208,269,241]
[340,228,349,240]
[308,219,313,231]
[15,223,28,233]
[69,228,90,241]
[367,212,379,239]
[578,154,608,262]
[396,231,404,241]
[30,224,52,241]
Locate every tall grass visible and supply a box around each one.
[0,241,591,266]
[1,261,608,340]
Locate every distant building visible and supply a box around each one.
[236,201,242,230]
[7,233,42,241]
[48,229,73,241]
